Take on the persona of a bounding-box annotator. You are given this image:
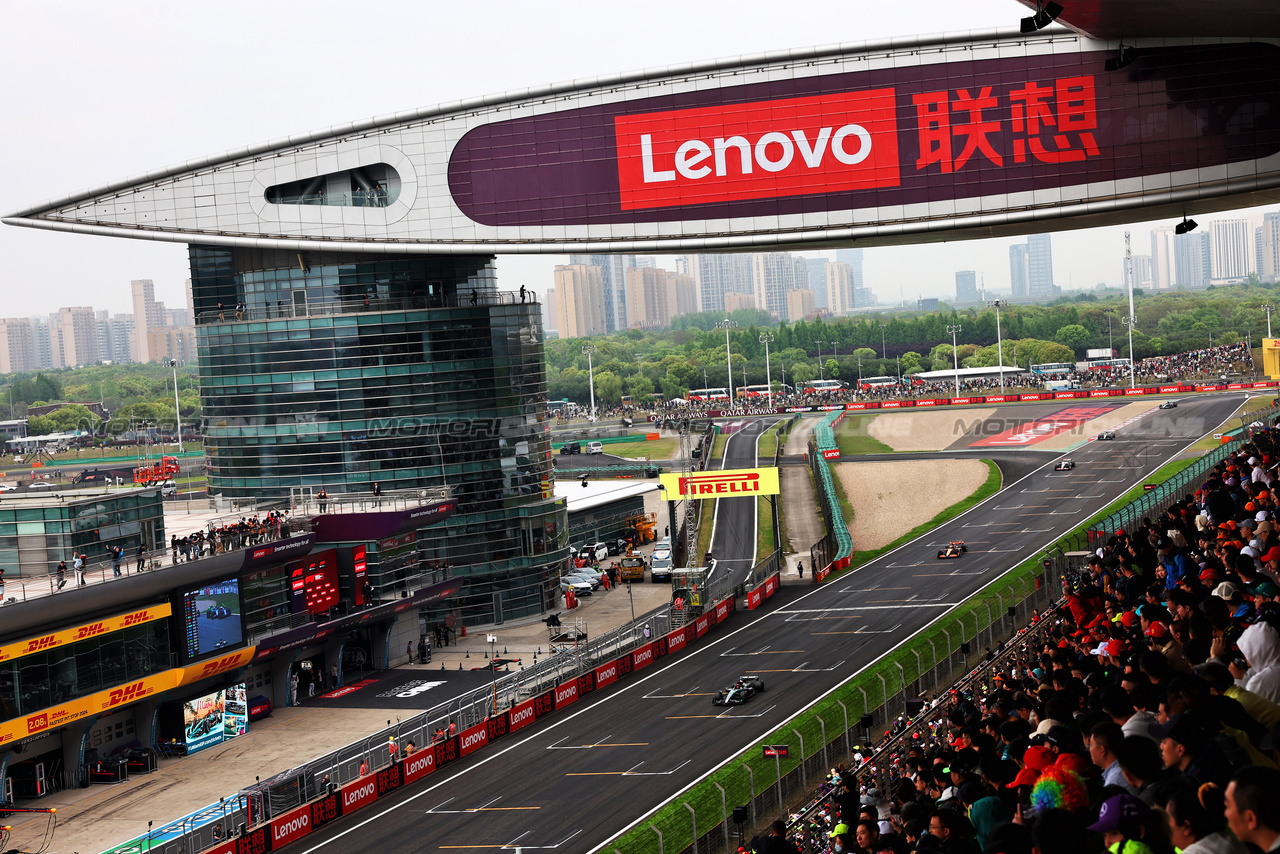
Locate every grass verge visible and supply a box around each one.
[1189,395,1276,450]
[833,413,894,456]
[607,438,680,459]
[839,459,1002,568]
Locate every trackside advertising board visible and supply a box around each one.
[659,467,780,499]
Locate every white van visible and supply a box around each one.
[160,480,177,497]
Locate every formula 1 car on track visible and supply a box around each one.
[1054,459,1076,471]
[1159,401,1178,409]
[937,541,968,559]
[1098,431,1116,440]
[712,675,766,705]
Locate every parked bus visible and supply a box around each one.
[1085,358,1132,372]
[801,380,848,394]
[687,388,730,401]
[858,375,897,389]
[1030,362,1075,375]
[737,384,773,398]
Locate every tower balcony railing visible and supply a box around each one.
[195,290,538,325]
[267,188,397,207]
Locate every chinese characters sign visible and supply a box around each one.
[447,43,1280,228]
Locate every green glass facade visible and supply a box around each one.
[189,246,566,622]
[0,490,166,578]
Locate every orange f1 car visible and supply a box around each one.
[937,541,968,559]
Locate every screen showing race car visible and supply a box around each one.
[223,682,248,739]
[182,577,243,660]
[183,688,225,754]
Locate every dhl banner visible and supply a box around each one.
[659,467,780,499]
[0,670,173,745]
[172,647,258,688]
[0,644,257,746]
[0,603,172,664]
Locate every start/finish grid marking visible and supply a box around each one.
[970,404,1120,447]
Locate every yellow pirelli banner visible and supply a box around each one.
[659,466,781,499]
[0,603,173,664]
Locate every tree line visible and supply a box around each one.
[546,283,1277,405]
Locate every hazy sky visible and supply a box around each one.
[3,1,1276,315]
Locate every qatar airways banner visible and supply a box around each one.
[448,43,1280,228]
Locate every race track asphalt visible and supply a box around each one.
[293,394,1245,854]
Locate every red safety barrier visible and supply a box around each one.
[748,586,764,609]
[553,680,578,710]
[594,659,619,689]
[814,563,833,582]
[632,643,655,671]
[271,805,313,849]
[716,598,731,622]
[458,721,488,757]
[403,746,437,783]
[340,776,378,813]
[666,626,688,653]
[916,399,937,407]
[695,615,710,637]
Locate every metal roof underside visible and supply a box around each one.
[1013,0,1280,38]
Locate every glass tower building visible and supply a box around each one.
[189,246,566,622]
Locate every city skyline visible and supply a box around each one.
[8,1,1280,319]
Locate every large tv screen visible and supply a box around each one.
[182,577,243,659]
[288,550,339,615]
[183,689,225,754]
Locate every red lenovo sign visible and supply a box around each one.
[507,698,537,733]
[458,722,489,757]
[403,748,437,784]
[554,680,578,710]
[615,89,900,211]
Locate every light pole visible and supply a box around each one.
[759,333,775,409]
[486,633,499,709]
[716,319,738,401]
[1103,308,1116,354]
[1263,304,1275,339]
[167,359,184,453]
[879,324,888,359]
[582,345,597,419]
[1122,316,1137,389]
[946,325,962,396]
[857,354,863,383]
[816,340,824,381]
[987,300,1006,394]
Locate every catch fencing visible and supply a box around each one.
[807,410,853,576]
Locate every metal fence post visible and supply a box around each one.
[927,638,939,691]
[774,751,784,821]
[651,825,664,854]
[816,715,828,772]
[858,686,869,719]
[792,729,807,793]
[684,803,697,854]
[838,700,850,758]
[877,673,888,707]
[714,781,730,854]
[742,762,756,833]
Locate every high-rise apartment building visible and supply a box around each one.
[147,327,197,363]
[624,267,672,328]
[30,318,52,369]
[568,254,634,331]
[955,270,978,303]
[723,292,756,313]
[664,272,698,321]
[835,248,864,293]
[1174,231,1211,288]
[824,261,856,315]
[131,279,164,363]
[1210,218,1254,284]
[1009,244,1029,298]
[684,254,753,314]
[786,289,816,321]
[1151,226,1177,289]
[1027,234,1055,298]
[57,306,99,367]
[1123,255,1154,290]
[0,319,34,374]
[553,264,608,338]
[805,258,828,308]
[1260,213,1280,283]
[751,252,799,320]
[543,287,558,333]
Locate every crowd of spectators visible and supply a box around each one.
[169,511,291,563]
[746,427,1280,854]
[556,344,1257,426]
